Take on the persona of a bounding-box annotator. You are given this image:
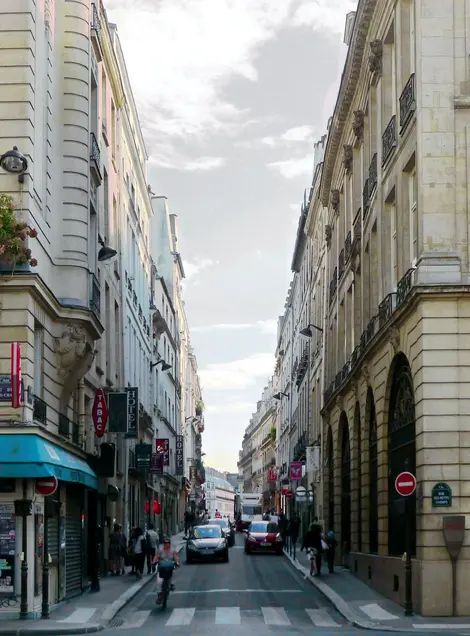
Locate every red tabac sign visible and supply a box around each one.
[92,389,108,438]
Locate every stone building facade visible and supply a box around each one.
[319,0,470,617]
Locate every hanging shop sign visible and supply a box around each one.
[156,438,169,465]
[267,466,277,482]
[150,452,164,475]
[432,482,452,508]
[92,389,108,438]
[289,461,302,481]
[125,387,138,439]
[175,435,184,475]
[108,392,129,433]
[135,443,152,477]
[10,343,21,409]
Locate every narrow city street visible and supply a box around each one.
[96,534,449,636]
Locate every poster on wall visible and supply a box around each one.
[34,504,44,596]
[0,504,16,594]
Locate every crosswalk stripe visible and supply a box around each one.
[215,607,241,624]
[165,607,196,626]
[261,607,291,626]
[121,610,152,628]
[58,608,97,623]
[359,603,398,620]
[306,609,341,627]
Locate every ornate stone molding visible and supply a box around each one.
[352,110,364,142]
[331,189,340,214]
[388,326,400,353]
[343,145,353,173]
[368,39,383,74]
[325,224,332,249]
[335,394,344,413]
[55,324,96,413]
[362,364,370,386]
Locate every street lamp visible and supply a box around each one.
[97,236,117,262]
[299,324,323,337]
[150,359,171,372]
[0,146,28,182]
[273,392,288,400]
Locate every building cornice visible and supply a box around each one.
[319,0,376,206]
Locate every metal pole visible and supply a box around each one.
[41,500,50,619]
[404,497,413,616]
[123,438,129,541]
[20,480,28,619]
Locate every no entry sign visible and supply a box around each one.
[285,490,294,500]
[395,471,416,497]
[36,476,58,497]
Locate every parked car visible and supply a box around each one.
[207,517,235,546]
[186,524,229,563]
[244,521,283,555]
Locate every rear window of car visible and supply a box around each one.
[209,518,229,528]
[249,522,279,533]
[193,525,222,538]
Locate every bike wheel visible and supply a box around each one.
[162,580,169,610]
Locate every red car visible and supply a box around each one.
[244,521,283,554]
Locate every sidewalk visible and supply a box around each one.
[285,543,470,632]
[0,531,187,636]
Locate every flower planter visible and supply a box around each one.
[195,408,202,416]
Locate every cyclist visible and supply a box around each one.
[153,537,180,605]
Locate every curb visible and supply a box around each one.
[284,549,470,634]
[0,625,103,636]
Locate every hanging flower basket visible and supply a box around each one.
[0,194,37,271]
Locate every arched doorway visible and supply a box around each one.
[388,354,416,556]
[353,403,362,552]
[367,388,378,553]
[327,426,334,530]
[340,415,351,550]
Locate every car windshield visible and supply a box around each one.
[192,525,222,539]
[249,522,279,533]
[209,518,229,528]
[242,505,262,516]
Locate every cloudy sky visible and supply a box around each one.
[107,0,356,472]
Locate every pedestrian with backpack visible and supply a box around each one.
[146,524,159,574]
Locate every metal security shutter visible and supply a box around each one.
[47,515,59,564]
[65,493,82,597]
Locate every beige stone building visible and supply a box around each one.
[318,0,470,617]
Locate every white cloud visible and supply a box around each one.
[192,319,277,335]
[200,352,275,390]
[281,125,314,142]
[290,203,300,211]
[267,155,312,179]
[183,257,217,281]
[292,0,357,35]
[183,156,226,171]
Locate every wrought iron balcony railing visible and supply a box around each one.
[33,395,47,425]
[90,133,102,184]
[345,231,352,263]
[397,268,414,307]
[362,178,370,218]
[379,293,396,327]
[59,414,70,437]
[91,4,102,44]
[369,152,378,195]
[90,272,100,316]
[399,73,415,133]
[338,248,345,279]
[382,115,397,166]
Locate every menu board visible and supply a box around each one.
[0,504,16,594]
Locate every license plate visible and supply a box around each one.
[261,542,270,547]
[204,550,214,555]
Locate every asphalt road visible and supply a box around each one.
[100,533,451,636]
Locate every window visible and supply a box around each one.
[391,202,397,288]
[101,70,107,134]
[409,169,417,264]
[33,323,44,397]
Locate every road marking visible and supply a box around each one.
[165,607,196,626]
[306,609,339,627]
[155,588,302,595]
[215,606,241,624]
[118,610,151,629]
[413,625,470,630]
[57,608,97,623]
[262,607,291,626]
[359,603,399,620]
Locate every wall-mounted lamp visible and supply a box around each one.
[273,392,289,400]
[299,323,323,337]
[97,236,117,262]
[150,359,171,372]
[0,146,28,183]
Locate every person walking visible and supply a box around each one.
[325,529,338,573]
[279,512,288,544]
[289,514,301,550]
[146,524,159,574]
[133,527,147,580]
[108,523,125,575]
[306,517,323,576]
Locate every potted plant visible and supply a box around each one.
[195,399,204,416]
[0,194,37,271]
[269,426,276,442]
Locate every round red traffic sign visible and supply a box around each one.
[36,476,58,497]
[285,490,294,500]
[395,471,416,497]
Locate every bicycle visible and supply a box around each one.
[158,562,179,610]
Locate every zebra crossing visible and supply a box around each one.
[113,605,345,629]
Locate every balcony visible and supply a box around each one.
[399,73,415,133]
[329,267,337,305]
[89,272,100,316]
[90,133,102,184]
[378,293,396,327]
[369,153,377,196]
[338,248,345,280]
[382,115,397,166]
[396,268,414,307]
[362,178,370,218]
[59,414,80,444]
[33,396,47,425]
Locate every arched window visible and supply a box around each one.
[341,417,351,548]
[327,427,334,530]
[354,403,362,552]
[368,389,378,553]
[388,355,416,556]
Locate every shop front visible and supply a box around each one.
[0,433,98,618]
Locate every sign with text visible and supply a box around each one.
[92,389,108,438]
[432,482,452,508]
[125,387,138,439]
[108,392,128,433]
[267,466,277,482]
[175,435,184,475]
[156,438,169,466]
[289,461,302,481]
[135,443,152,477]
[150,452,164,474]
[0,375,24,404]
